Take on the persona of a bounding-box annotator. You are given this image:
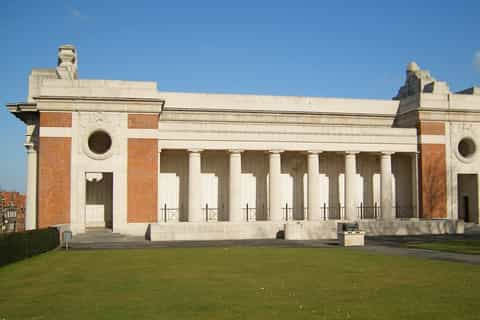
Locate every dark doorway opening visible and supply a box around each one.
[457,174,478,223]
[85,172,113,229]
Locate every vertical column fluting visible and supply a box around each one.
[229,150,242,222]
[381,152,394,219]
[344,152,358,220]
[188,149,202,222]
[268,151,282,221]
[307,151,321,220]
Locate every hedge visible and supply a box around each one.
[0,227,59,267]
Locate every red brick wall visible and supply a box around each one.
[127,139,158,222]
[418,121,447,218]
[39,112,72,127]
[128,114,158,129]
[38,137,71,227]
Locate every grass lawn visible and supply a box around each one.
[408,240,480,255]
[1,247,479,320]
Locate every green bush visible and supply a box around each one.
[0,228,59,267]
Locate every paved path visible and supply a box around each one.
[357,234,480,265]
[354,244,480,265]
[66,238,333,250]
[66,230,480,264]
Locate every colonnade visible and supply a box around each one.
[181,149,404,222]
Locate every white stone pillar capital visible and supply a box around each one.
[268,150,284,155]
[345,151,360,156]
[228,149,243,154]
[188,149,203,154]
[307,150,323,155]
[24,143,36,153]
[380,151,395,157]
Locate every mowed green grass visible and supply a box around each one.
[1,247,479,320]
[408,240,480,255]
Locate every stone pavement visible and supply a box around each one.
[65,229,480,264]
[357,234,480,265]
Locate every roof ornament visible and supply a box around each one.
[394,61,449,99]
[56,44,78,80]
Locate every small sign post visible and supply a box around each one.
[63,230,72,251]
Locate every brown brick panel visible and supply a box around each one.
[418,143,447,218]
[39,112,72,127]
[127,138,158,222]
[418,121,445,136]
[38,137,71,228]
[128,114,159,129]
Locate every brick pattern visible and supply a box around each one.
[418,121,445,136]
[418,144,447,218]
[128,114,158,129]
[38,137,71,228]
[39,112,72,127]
[127,139,158,222]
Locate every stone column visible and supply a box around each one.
[269,151,282,221]
[381,152,394,219]
[344,152,358,220]
[157,148,163,223]
[229,150,243,222]
[24,143,37,230]
[188,149,202,222]
[24,122,37,230]
[307,151,321,220]
[411,152,419,218]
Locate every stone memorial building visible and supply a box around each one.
[7,45,479,240]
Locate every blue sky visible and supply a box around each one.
[1,0,479,192]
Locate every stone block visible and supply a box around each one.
[338,231,365,246]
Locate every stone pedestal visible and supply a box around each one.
[338,231,365,246]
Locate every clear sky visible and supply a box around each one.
[1,0,479,192]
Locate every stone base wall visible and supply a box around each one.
[146,219,464,241]
[284,221,338,239]
[358,219,463,236]
[148,222,285,241]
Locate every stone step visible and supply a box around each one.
[70,228,146,244]
[464,223,480,234]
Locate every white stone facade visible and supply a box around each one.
[6,45,480,240]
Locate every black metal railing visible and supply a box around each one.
[281,203,294,221]
[243,204,257,221]
[160,204,180,222]
[356,202,381,219]
[322,204,345,220]
[202,204,220,222]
